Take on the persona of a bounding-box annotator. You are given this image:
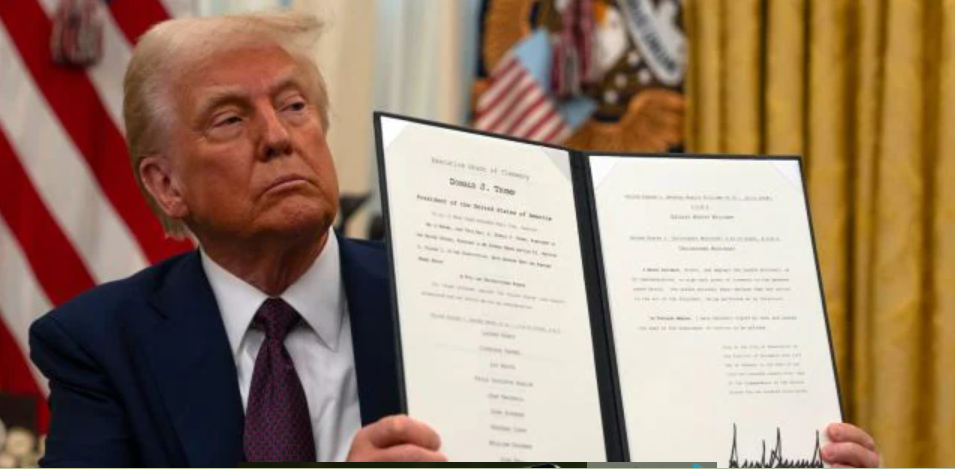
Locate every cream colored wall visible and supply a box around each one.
[290,0,479,237]
[292,0,378,200]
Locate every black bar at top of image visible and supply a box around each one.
[239,462,589,468]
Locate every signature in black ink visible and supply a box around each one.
[728,424,822,468]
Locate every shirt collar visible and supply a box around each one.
[201,229,344,356]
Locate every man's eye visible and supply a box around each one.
[286,101,306,112]
[214,116,242,127]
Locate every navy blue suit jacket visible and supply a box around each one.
[29,238,401,467]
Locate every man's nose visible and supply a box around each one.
[257,106,292,160]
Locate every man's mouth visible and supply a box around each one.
[264,175,311,194]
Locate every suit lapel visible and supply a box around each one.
[139,251,245,466]
[135,239,399,464]
[339,237,402,425]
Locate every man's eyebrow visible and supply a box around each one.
[194,69,310,121]
[194,86,250,123]
[268,70,310,97]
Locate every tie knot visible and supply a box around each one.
[252,298,301,340]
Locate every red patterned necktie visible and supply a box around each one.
[243,298,316,462]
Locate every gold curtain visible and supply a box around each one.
[685,0,955,466]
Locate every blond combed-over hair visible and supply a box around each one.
[123,11,330,239]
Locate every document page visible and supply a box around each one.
[589,156,841,466]
[379,116,606,461]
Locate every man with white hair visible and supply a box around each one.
[30,11,444,465]
[29,10,882,468]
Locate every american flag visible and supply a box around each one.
[0,0,194,434]
[474,30,594,144]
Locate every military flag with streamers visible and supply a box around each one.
[474,30,595,143]
[473,0,686,151]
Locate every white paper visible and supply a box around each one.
[590,156,841,467]
[381,116,606,462]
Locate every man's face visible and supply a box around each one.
[167,45,338,242]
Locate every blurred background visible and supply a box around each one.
[0,0,952,466]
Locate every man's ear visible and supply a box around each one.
[139,155,189,220]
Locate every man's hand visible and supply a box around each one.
[822,423,881,468]
[346,415,447,462]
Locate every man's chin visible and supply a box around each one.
[255,203,335,240]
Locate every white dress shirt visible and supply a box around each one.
[201,230,361,462]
